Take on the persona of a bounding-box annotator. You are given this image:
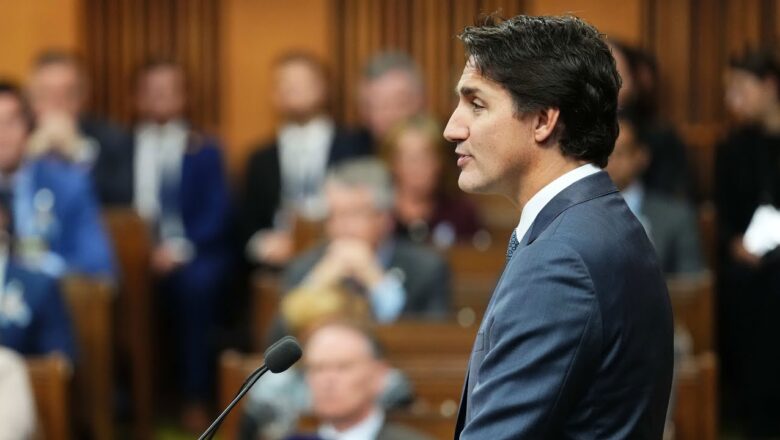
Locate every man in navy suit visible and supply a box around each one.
[443,16,673,438]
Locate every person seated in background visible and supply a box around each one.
[26,50,134,206]
[0,81,114,278]
[280,158,451,333]
[288,321,431,440]
[381,115,482,248]
[131,59,232,432]
[714,48,780,438]
[241,52,370,268]
[241,286,412,439]
[356,52,426,150]
[0,347,38,439]
[606,114,704,275]
[0,196,76,362]
[609,41,694,200]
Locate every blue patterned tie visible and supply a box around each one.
[506,230,520,261]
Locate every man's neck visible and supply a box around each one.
[513,156,588,211]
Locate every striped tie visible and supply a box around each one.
[506,230,520,261]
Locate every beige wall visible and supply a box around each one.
[220,0,334,177]
[0,0,83,83]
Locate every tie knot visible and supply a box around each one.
[506,231,520,261]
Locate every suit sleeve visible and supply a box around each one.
[461,240,601,439]
[35,278,77,362]
[183,145,231,251]
[240,148,279,247]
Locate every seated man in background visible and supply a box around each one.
[26,50,134,206]
[0,347,37,439]
[0,197,76,362]
[290,321,431,440]
[281,159,451,331]
[606,114,704,275]
[357,52,426,150]
[132,59,231,431]
[241,52,369,268]
[0,82,114,278]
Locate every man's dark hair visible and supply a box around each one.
[33,49,84,72]
[730,48,780,82]
[459,15,621,168]
[0,81,33,130]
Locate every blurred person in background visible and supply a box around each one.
[131,59,232,432]
[610,42,694,200]
[286,321,431,440]
[606,114,704,275]
[0,81,114,278]
[26,50,134,206]
[380,115,482,248]
[714,48,780,437]
[241,52,369,268]
[278,158,450,336]
[0,347,37,440]
[357,52,426,150]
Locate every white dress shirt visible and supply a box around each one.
[277,117,334,220]
[133,119,188,222]
[515,164,601,242]
[318,408,384,440]
[0,347,37,440]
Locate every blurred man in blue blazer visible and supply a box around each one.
[444,16,673,439]
[131,59,231,431]
[0,82,114,279]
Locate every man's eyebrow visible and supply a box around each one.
[455,85,481,97]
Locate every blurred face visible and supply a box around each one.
[304,326,386,427]
[360,70,423,139]
[444,59,535,198]
[0,94,30,173]
[136,66,186,123]
[725,68,777,123]
[606,121,648,190]
[392,128,441,195]
[28,63,84,119]
[324,183,392,248]
[273,60,327,122]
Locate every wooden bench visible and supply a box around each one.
[61,275,115,440]
[667,273,714,354]
[674,351,718,440]
[103,208,154,440]
[26,354,73,440]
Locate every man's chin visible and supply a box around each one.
[457,174,488,194]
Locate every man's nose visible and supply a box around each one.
[443,110,468,143]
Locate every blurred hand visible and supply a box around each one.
[27,113,81,160]
[151,244,185,275]
[328,239,384,288]
[254,230,295,266]
[731,236,762,268]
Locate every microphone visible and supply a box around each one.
[198,336,303,440]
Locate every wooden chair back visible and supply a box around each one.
[61,275,114,440]
[667,274,714,354]
[26,354,72,440]
[674,351,718,440]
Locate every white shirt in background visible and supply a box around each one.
[318,408,384,440]
[0,347,37,440]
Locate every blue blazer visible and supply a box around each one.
[14,158,115,278]
[455,171,674,439]
[0,261,76,362]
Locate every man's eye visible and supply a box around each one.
[471,101,484,111]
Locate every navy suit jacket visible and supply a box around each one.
[455,171,674,439]
[15,158,116,277]
[0,261,76,362]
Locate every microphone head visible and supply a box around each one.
[264,336,303,373]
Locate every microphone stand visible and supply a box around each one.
[198,365,269,440]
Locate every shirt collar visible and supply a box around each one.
[318,408,384,440]
[515,163,601,242]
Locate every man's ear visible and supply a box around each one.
[533,107,561,144]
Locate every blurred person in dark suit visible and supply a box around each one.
[356,52,426,150]
[241,53,370,268]
[132,59,232,432]
[610,42,694,200]
[26,50,134,206]
[280,159,450,334]
[714,48,780,437]
[606,114,704,275]
[380,115,482,248]
[0,81,114,278]
[0,347,37,439]
[285,321,431,440]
